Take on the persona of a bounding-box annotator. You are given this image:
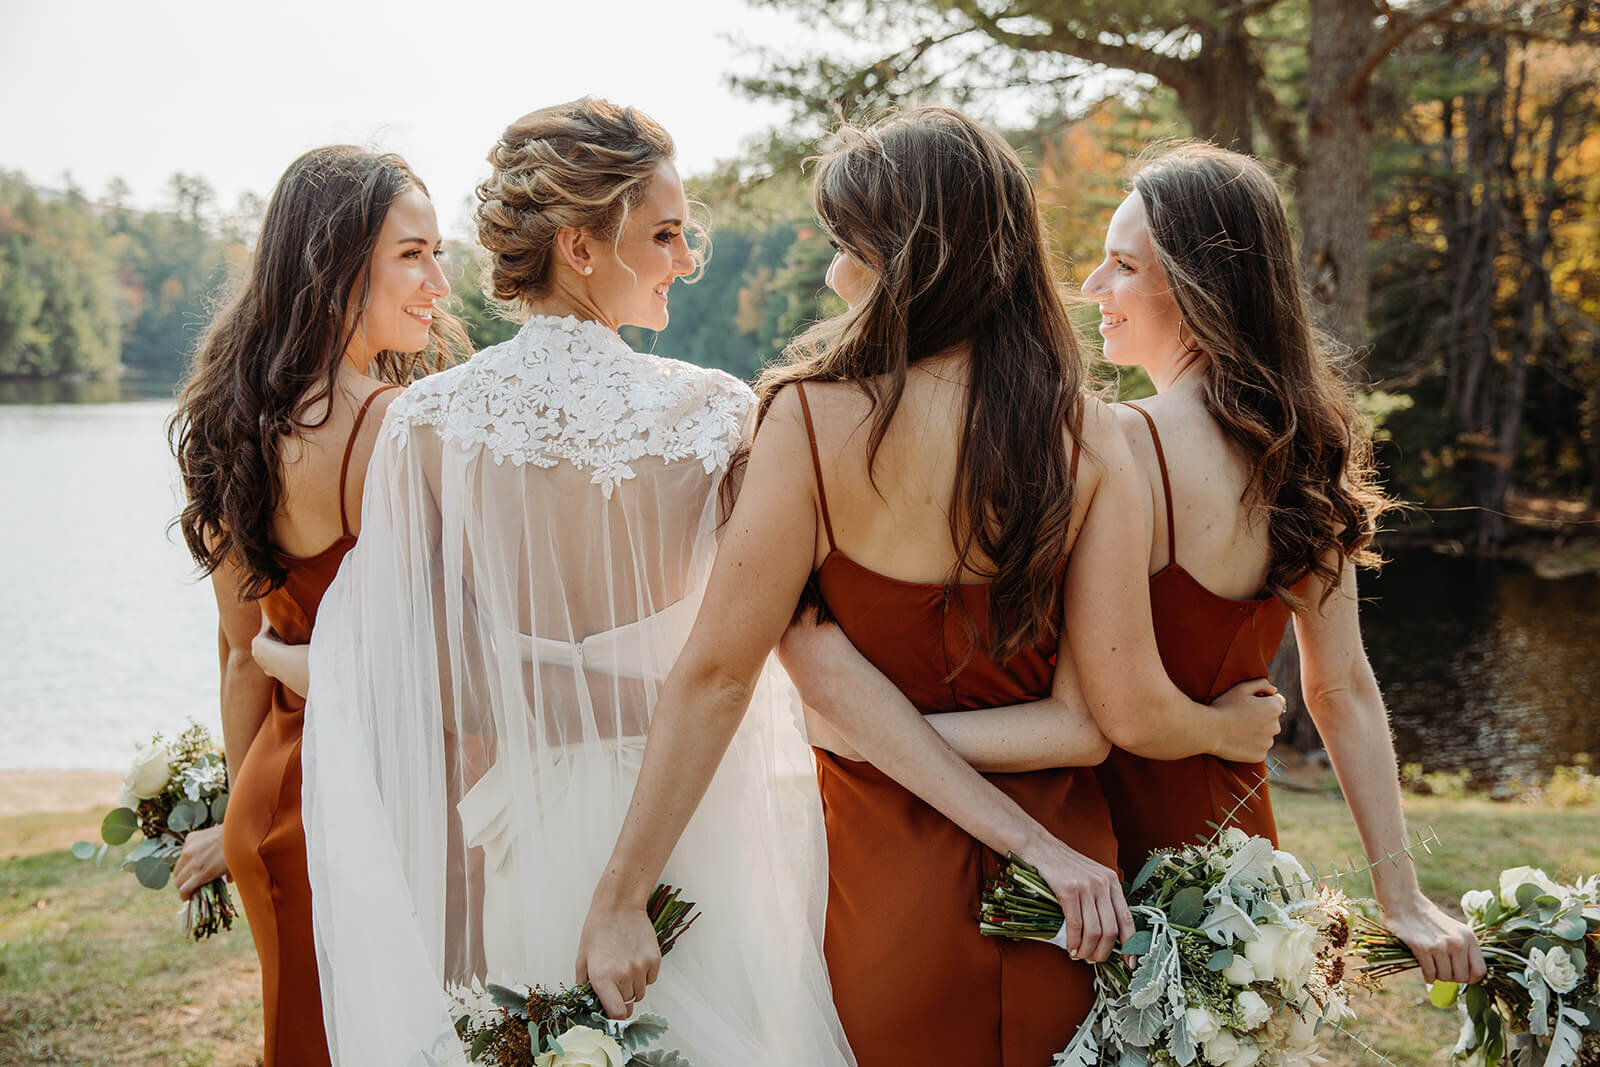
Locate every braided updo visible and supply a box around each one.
[475,98,691,305]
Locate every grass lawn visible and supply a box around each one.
[0,808,263,1066]
[2,790,1595,1065]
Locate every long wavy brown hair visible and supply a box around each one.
[1131,142,1390,605]
[169,146,468,600]
[738,107,1086,662]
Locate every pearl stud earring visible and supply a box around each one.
[583,265,593,275]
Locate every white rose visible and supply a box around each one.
[115,784,140,811]
[1244,924,1287,980]
[1227,1037,1262,1067]
[1204,1029,1242,1065]
[1285,1007,1318,1048]
[1272,923,1320,994]
[123,743,172,801]
[1187,1006,1223,1044]
[1499,866,1563,909]
[1529,946,1581,995]
[1460,889,1496,918]
[534,1025,625,1067]
[1236,990,1272,1030]
[1223,953,1259,986]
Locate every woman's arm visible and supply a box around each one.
[779,617,1109,773]
[1064,403,1285,761]
[1294,560,1486,986]
[210,560,275,777]
[789,404,1285,771]
[578,388,1133,1019]
[252,622,310,698]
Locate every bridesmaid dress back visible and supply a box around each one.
[222,383,398,1067]
[1095,402,1305,875]
[794,383,1117,1067]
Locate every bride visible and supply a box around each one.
[264,99,853,1066]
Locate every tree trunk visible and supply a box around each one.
[1299,0,1376,349]
[1176,25,1258,151]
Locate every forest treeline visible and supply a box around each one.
[2,0,1596,544]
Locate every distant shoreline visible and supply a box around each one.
[0,770,122,818]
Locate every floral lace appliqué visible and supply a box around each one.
[388,316,752,497]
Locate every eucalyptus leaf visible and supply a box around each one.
[1552,913,1587,941]
[211,794,228,823]
[71,840,97,860]
[168,802,195,833]
[1121,930,1153,956]
[1207,948,1234,971]
[101,807,138,845]
[1128,853,1164,895]
[128,838,161,862]
[1516,882,1542,910]
[1169,886,1205,928]
[134,853,170,890]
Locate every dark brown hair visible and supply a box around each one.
[169,146,467,599]
[475,98,705,307]
[1131,142,1389,604]
[743,107,1086,662]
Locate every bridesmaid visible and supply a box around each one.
[791,142,1486,989]
[169,146,466,1065]
[577,109,1285,1066]
[1082,143,1483,985]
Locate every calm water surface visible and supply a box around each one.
[2,389,1597,782]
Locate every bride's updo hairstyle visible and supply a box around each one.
[1131,142,1389,606]
[750,106,1086,663]
[170,146,466,600]
[475,98,703,308]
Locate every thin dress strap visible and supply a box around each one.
[1069,399,1085,482]
[1123,402,1176,568]
[338,384,402,537]
[791,382,838,553]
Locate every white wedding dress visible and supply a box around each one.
[301,316,853,1066]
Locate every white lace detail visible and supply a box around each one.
[389,315,752,497]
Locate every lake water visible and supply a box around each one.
[2,385,1597,784]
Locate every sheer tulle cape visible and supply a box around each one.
[301,317,853,1066]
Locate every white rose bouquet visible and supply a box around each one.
[450,884,698,1066]
[980,829,1367,1066]
[74,723,235,940]
[1356,867,1600,1065]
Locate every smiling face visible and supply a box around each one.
[1082,191,1187,374]
[351,186,450,360]
[584,160,695,331]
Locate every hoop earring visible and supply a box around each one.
[1178,320,1203,356]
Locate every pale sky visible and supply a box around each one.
[1,0,818,235]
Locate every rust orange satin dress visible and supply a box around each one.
[1095,402,1305,876]
[795,385,1117,1067]
[222,384,397,1067]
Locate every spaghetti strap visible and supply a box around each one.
[1069,400,1085,482]
[1123,402,1176,568]
[791,382,838,553]
[338,384,401,537]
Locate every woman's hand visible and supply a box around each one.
[576,896,662,1020]
[1021,831,1135,964]
[1207,678,1286,763]
[174,825,228,900]
[251,618,310,698]
[1381,893,1488,985]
